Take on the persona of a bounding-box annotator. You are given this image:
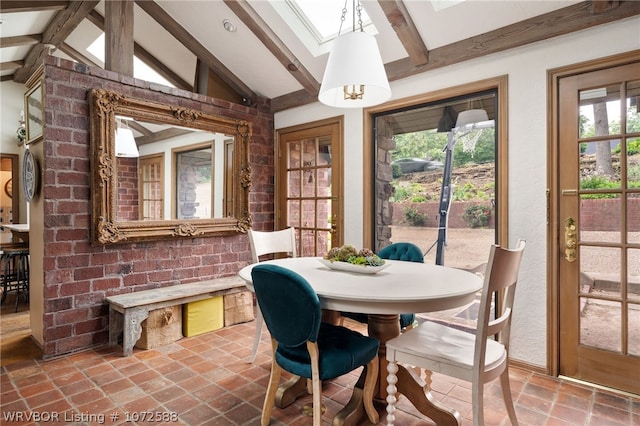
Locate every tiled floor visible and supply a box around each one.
[1,316,639,425]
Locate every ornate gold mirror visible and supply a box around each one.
[89,89,252,244]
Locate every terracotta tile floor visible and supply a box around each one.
[1,317,639,426]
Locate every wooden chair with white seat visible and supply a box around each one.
[247,227,297,363]
[385,240,526,426]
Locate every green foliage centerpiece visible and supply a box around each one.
[324,244,385,267]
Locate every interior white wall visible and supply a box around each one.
[0,81,25,156]
[275,17,640,368]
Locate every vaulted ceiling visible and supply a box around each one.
[1,0,639,113]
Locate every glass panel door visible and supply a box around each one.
[558,62,640,394]
[277,119,342,257]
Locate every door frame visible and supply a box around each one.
[546,49,640,376]
[363,76,509,251]
[275,116,344,250]
[0,154,20,232]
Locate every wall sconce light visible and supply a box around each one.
[16,110,26,144]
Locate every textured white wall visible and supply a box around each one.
[0,80,29,225]
[0,81,25,157]
[275,17,640,368]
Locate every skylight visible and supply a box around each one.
[431,0,467,12]
[87,34,173,87]
[292,0,372,40]
[272,0,376,57]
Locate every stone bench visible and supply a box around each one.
[106,276,247,356]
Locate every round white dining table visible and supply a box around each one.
[239,256,483,426]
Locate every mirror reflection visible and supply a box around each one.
[89,88,251,244]
[114,117,234,222]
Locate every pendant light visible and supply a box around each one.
[115,117,139,158]
[455,109,489,129]
[455,98,489,129]
[318,0,390,108]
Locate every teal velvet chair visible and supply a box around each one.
[251,264,379,426]
[341,242,424,329]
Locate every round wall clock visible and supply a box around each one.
[4,179,12,198]
[22,149,39,202]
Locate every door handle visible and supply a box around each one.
[330,215,337,236]
[564,217,577,262]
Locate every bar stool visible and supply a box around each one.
[1,245,30,312]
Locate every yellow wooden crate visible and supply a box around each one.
[183,296,224,337]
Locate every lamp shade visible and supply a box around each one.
[455,109,489,129]
[318,31,391,108]
[115,127,139,158]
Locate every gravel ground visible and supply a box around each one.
[389,225,495,269]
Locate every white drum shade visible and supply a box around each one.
[318,31,391,108]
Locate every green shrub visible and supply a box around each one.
[403,206,428,226]
[452,183,476,201]
[391,182,424,202]
[613,138,640,155]
[411,195,427,202]
[579,176,619,199]
[463,204,492,228]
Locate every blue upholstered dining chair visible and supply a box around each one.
[341,242,424,329]
[251,264,379,426]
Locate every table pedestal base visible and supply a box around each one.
[275,376,308,409]
[393,364,461,426]
[273,312,462,426]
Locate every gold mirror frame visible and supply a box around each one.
[89,89,252,244]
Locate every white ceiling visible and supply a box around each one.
[1,0,633,109]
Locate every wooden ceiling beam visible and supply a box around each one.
[135,0,256,105]
[0,1,67,13]
[223,0,320,95]
[377,0,429,67]
[592,0,620,14]
[1,60,25,72]
[13,1,99,83]
[0,34,42,48]
[86,9,192,91]
[58,43,101,69]
[272,0,640,113]
[105,0,134,76]
[271,89,319,113]
[385,0,640,82]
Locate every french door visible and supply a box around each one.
[557,59,640,394]
[276,117,343,257]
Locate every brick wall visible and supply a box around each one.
[391,201,495,229]
[392,198,639,231]
[40,57,274,357]
[580,197,640,232]
[116,157,139,221]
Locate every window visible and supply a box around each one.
[175,145,214,220]
[139,154,164,220]
[372,91,498,269]
[86,34,173,87]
